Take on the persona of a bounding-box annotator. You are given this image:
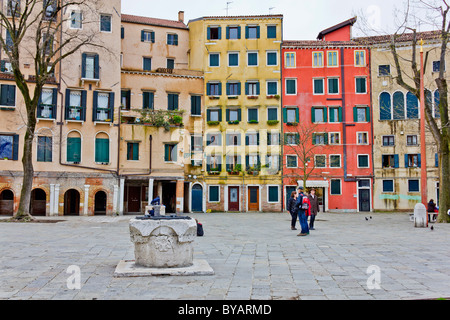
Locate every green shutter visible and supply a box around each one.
[283,108,288,123]
[353,107,358,122]
[67,137,81,162]
[95,138,109,163]
[164,144,170,162]
[311,107,316,123]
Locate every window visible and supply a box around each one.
[121,90,130,110]
[6,0,20,16]
[70,10,82,29]
[268,186,279,203]
[406,154,420,168]
[315,155,326,168]
[408,180,420,192]
[267,51,278,66]
[285,52,295,68]
[207,155,222,172]
[357,132,369,145]
[313,52,323,67]
[246,25,260,39]
[382,154,398,168]
[208,186,220,202]
[286,155,297,168]
[433,60,444,72]
[329,107,342,123]
[65,90,86,121]
[267,107,278,121]
[248,108,258,123]
[407,92,419,119]
[164,144,177,162]
[266,154,280,171]
[379,65,391,76]
[191,95,201,116]
[383,180,394,193]
[330,180,341,195]
[227,82,241,96]
[93,92,113,122]
[67,136,81,163]
[95,136,110,164]
[313,133,327,145]
[226,109,241,122]
[207,26,221,40]
[267,132,280,146]
[354,106,370,122]
[246,132,259,146]
[329,133,340,145]
[100,14,112,32]
[285,133,299,145]
[37,136,52,162]
[355,50,366,67]
[143,91,154,110]
[328,78,339,94]
[247,52,258,66]
[267,81,278,95]
[207,82,221,96]
[226,26,240,40]
[207,109,221,123]
[393,91,405,120]
[312,107,327,123]
[42,33,53,56]
[82,53,99,80]
[246,81,260,96]
[284,107,298,124]
[267,25,277,39]
[0,134,18,160]
[228,52,239,67]
[209,53,220,67]
[313,78,324,95]
[356,77,367,94]
[330,155,341,168]
[380,92,392,120]
[407,135,418,146]
[38,88,57,119]
[327,51,338,67]
[141,30,155,43]
[226,155,241,171]
[382,136,395,146]
[5,30,13,52]
[127,142,139,161]
[167,33,178,45]
[206,133,221,146]
[168,93,179,111]
[285,79,297,95]
[143,57,152,71]
[358,155,369,168]
[167,58,175,69]
[226,133,241,146]
[0,84,16,107]
[44,0,57,19]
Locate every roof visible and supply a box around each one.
[188,14,283,24]
[317,17,357,40]
[283,40,366,48]
[121,14,188,30]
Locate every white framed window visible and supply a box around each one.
[355,50,366,67]
[100,14,112,33]
[228,52,239,67]
[313,78,325,95]
[328,77,339,94]
[329,132,341,145]
[208,185,221,203]
[266,50,278,66]
[209,53,220,67]
[330,179,342,195]
[70,10,82,29]
[267,185,280,203]
[267,107,278,121]
[357,154,370,168]
[266,80,278,96]
[330,154,341,168]
[357,132,369,145]
[286,155,298,168]
[285,78,297,95]
[247,51,259,66]
[315,155,326,168]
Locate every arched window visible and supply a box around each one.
[379,92,391,120]
[406,92,419,119]
[393,91,405,120]
[95,132,110,164]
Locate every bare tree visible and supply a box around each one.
[0,0,105,220]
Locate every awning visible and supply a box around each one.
[297,180,329,188]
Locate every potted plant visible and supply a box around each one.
[248,120,258,124]
[267,120,279,125]
[228,164,242,175]
[208,168,221,175]
[228,120,239,125]
[171,115,183,126]
[207,121,220,126]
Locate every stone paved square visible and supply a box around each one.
[0,212,449,300]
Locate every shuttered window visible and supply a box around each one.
[37,136,52,162]
[0,84,16,107]
[67,137,81,163]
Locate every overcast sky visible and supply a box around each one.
[120,0,436,40]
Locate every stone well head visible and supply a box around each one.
[129,216,197,269]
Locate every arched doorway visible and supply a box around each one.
[30,189,47,216]
[94,191,107,215]
[64,189,80,216]
[0,189,14,216]
[191,184,203,212]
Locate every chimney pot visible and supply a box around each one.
[178,11,185,23]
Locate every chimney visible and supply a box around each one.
[178,11,185,23]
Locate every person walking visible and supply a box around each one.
[295,187,309,236]
[287,191,298,230]
[308,188,320,230]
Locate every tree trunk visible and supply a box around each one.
[438,142,450,222]
[14,125,36,221]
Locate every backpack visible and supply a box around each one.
[298,195,309,210]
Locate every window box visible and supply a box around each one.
[267,120,279,126]
[247,95,258,100]
[286,122,298,126]
[228,96,239,99]
[208,96,220,100]
[207,121,220,126]
[266,95,280,100]
[228,120,240,125]
[248,120,258,124]
[208,169,221,175]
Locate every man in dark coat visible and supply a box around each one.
[308,188,320,230]
[295,187,309,236]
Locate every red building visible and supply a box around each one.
[281,18,373,213]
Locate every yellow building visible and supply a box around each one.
[188,15,283,212]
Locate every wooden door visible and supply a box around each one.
[191,185,203,212]
[248,187,259,211]
[228,187,239,211]
[128,186,141,213]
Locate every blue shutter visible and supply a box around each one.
[92,91,98,121]
[52,89,58,119]
[81,53,87,78]
[109,92,115,122]
[81,90,87,121]
[94,54,100,79]
[394,155,399,168]
[435,153,439,167]
[65,89,70,120]
[417,154,421,168]
[141,30,145,42]
[405,154,409,168]
[207,27,211,40]
[12,135,19,161]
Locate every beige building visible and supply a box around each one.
[365,31,443,211]
[0,0,122,216]
[119,13,205,214]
